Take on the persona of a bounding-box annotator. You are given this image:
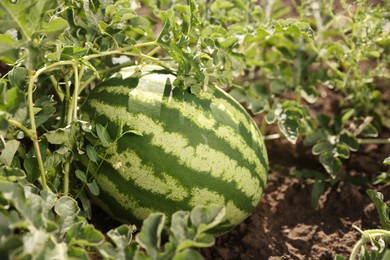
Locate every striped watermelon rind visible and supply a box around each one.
[81,65,268,234]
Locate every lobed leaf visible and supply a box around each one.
[135,213,165,259]
[366,190,390,231]
[319,153,341,178]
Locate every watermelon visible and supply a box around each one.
[81,65,268,234]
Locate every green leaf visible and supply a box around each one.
[278,117,299,144]
[170,211,191,244]
[319,153,341,177]
[54,196,80,236]
[0,87,25,114]
[135,213,165,259]
[44,17,69,39]
[44,128,71,145]
[33,96,56,128]
[0,166,26,181]
[311,179,325,208]
[361,123,379,138]
[366,190,390,230]
[339,133,359,152]
[336,144,350,159]
[173,249,204,260]
[86,145,99,163]
[301,84,318,104]
[75,169,87,184]
[341,108,355,124]
[304,129,327,146]
[0,34,18,62]
[190,206,225,234]
[265,109,276,124]
[95,124,112,147]
[65,220,105,246]
[24,157,41,182]
[0,113,9,132]
[44,146,71,171]
[384,157,390,166]
[86,180,99,196]
[8,67,27,88]
[61,46,88,60]
[67,247,89,260]
[0,139,20,166]
[312,140,333,155]
[107,224,136,248]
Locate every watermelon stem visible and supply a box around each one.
[26,60,79,191]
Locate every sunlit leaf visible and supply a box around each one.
[366,190,390,230]
[173,249,203,260]
[319,153,341,177]
[278,117,299,144]
[361,123,379,138]
[339,133,359,152]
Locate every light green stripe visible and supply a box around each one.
[96,174,155,220]
[199,89,253,131]
[189,188,247,225]
[89,100,260,204]
[107,146,189,201]
[102,85,265,174]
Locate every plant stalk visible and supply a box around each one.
[63,161,70,196]
[358,138,390,144]
[349,226,390,260]
[27,71,47,190]
[27,60,77,190]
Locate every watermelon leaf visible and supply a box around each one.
[85,145,99,163]
[172,249,204,260]
[54,196,80,236]
[366,190,390,230]
[86,180,100,196]
[0,166,26,181]
[95,124,112,147]
[135,213,165,259]
[311,178,325,209]
[319,153,341,178]
[0,139,20,166]
[190,206,226,234]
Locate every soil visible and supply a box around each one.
[201,136,390,259]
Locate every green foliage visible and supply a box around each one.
[0,0,389,258]
[0,178,223,259]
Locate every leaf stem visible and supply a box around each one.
[84,42,158,61]
[27,60,77,190]
[63,161,70,196]
[349,226,390,260]
[358,138,390,145]
[7,119,36,140]
[27,71,48,190]
[33,140,47,189]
